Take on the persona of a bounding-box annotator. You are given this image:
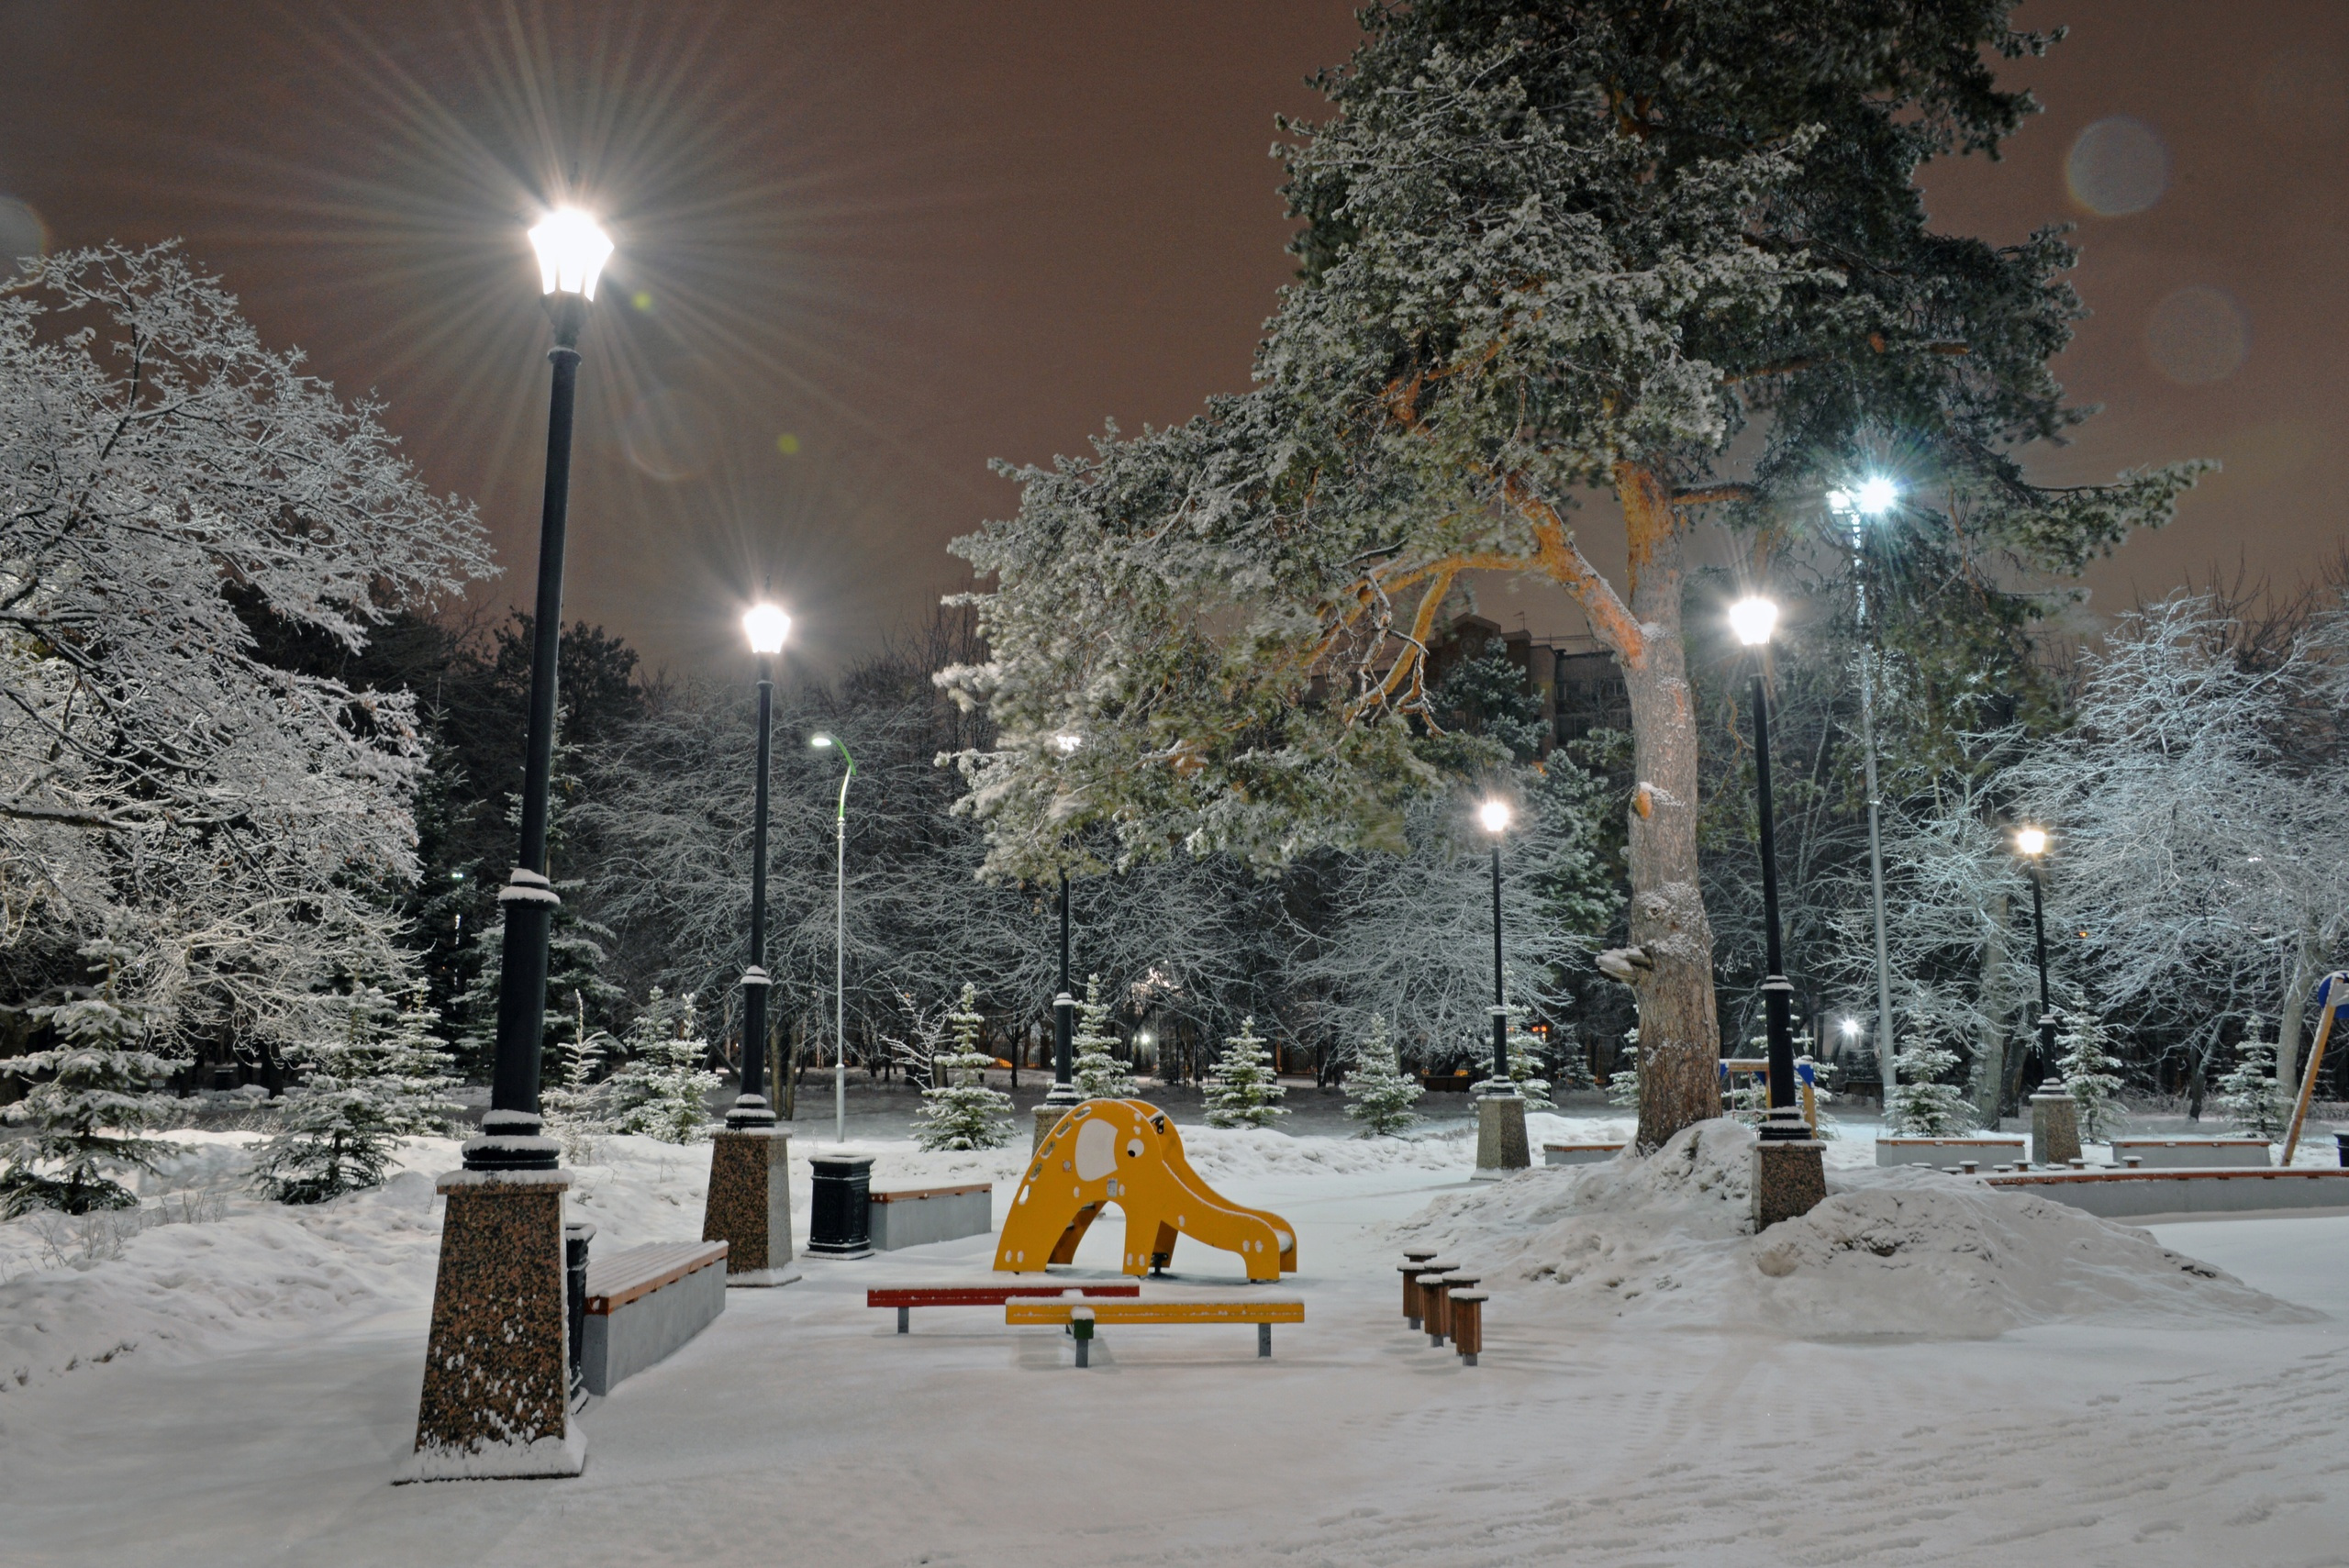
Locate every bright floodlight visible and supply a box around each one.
[1840,1018,1862,1039]
[1479,798,1512,835]
[2014,825,2048,858]
[810,734,833,750]
[1053,732,1082,755]
[1728,595,1779,648]
[1853,475,1899,515]
[742,603,791,655]
[528,208,614,300]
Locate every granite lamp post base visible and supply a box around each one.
[1032,1102,1070,1152]
[402,1170,585,1482]
[2032,1093,2082,1168]
[1752,1113,1827,1230]
[704,1129,800,1286]
[1473,1093,1531,1178]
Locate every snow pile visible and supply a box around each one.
[1395,1118,2315,1337]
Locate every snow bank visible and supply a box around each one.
[1393,1118,2316,1338]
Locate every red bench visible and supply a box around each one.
[867,1282,1142,1333]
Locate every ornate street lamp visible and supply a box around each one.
[811,733,856,1143]
[1032,732,1084,1148]
[2012,824,2080,1165]
[1477,797,1515,1093]
[1828,476,1900,1103]
[729,604,791,1129]
[1470,795,1530,1175]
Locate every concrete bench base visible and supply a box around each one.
[582,1241,728,1396]
[868,1183,993,1251]
[1877,1137,2025,1168]
[1986,1167,2349,1220]
[1542,1142,1624,1166]
[2108,1138,2274,1170]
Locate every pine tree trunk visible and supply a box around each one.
[1610,466,1722,1152]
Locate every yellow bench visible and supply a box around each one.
[1005,1294,1305,1366]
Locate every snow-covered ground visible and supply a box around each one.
[5,1100,2349,1565]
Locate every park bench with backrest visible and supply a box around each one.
[581,1240,729,1396]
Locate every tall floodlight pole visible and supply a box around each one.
[1478,798,1516,1092]
[474,208,612,1173]
[1829,477,1901,1104]
[409,206,611,1481]
[1730,596,1799,1118]
[812,734,856,1141]
[729,604,791,1129]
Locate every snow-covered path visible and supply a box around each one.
[6,1131,2349,1566]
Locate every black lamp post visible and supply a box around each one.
[2016,826,2056,1076]
[467,208,613,1174]
[1478,797,1516,1092]
[1730,595,1800,1132]
[728,604,791,1129]
[1044,732,1083,1108]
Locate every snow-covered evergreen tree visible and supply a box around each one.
[2216,1024,2286,1141]
[1343,1013,1421,1136]
[1071,974,1136,1100]
[1204,1016,1287,1129]
[1886,1018,1976,1137]
[0,940,179,1216]
[1486,1006,1554,1112]
[2054,1008,2126,1143]
[254,981,458,1204]
[605,990,719,1144]
[542,989,616,1162]
[916,984,1014,1151]
[1606,1028,1640,1110]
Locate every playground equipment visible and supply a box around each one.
[2282,971,2349,1165]
[995,1100,1297,1282]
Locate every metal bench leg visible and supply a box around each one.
[1258,1322,1272,1358]
[896,1306,909,1334]
[1075,1337,1090,1368]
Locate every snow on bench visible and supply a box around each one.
[868,1182,994,1251]
[1542,1141,1624,1167]
[1984,1166,2349,1220]
[1005,1290,1305,1365]
[1876,1136,2025,1168]
[581,1240,728,1396]
[865,1280,1141,1332]
[2107,1137,2274,1170]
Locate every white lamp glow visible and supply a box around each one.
[811,734,833,750]
[2014,825,2048,858]
[742,603,791,655]
[528,208,614,300]
[1854,475,1899,515]
[1729,595,1779,648]
[1478,798,1511,835]
[1840,1017,1862,1039]
[1053,732,1082,755]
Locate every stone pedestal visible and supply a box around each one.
[2032,1092,2082,1168]
[703,1129,799,1286]
[402,1170,585,1482]
[1752,1134,1828,1229]
[1033,1099,1077,1152]
[1473,1094,1530,1178]
[806,1151,875,1259]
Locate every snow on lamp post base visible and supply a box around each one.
[1751,1107,1827,1229]
[401,1169,585,1481]
[1472,1089,1531,1178]
[703,1128,800,1286]
[2031,1092,2082,1168]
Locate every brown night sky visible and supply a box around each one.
[0,1,2343,677]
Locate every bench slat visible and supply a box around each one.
[870,1183,994,1204]
[585,1241,729,1313]
[1007,1298,1304,1326]
[867,1283,1142,1308]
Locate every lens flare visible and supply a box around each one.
[2145,286,2250,385]
[2066,117,2169,217]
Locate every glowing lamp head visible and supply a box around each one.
[1478,798,1512,835]
[1729,595,1779,648]
[2014,825,2048,858]
[1052,732,1082,755]
[810,734,833,750]
[1854,475,1899,516]
[1840,1018,1862,1039]
[742,603,791,655]
[528,208,614,300]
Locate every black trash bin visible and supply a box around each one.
[807,1152,875,1259]
[564,1221,595,1407]
[2333,1130,2348,1169]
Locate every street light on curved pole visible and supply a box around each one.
[728,603,790,1130]
[1730,594,1802,1138]
[1477,797,1517,1095]
[469,207,612,1174]
[1828,476,1901,1106]
[811,732,857,1142]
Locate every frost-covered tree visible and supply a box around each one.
[0,245,491,1056]
[1070,974,1136,1100]
[0,939,177,1215]
[1607,1028,1640,1111]
[2216,1024,2286,1142]
[541,990,615,1162]
[253,982,457,1204]
[940,6,2199,1154]
[1343,1013,1421,1136]
[915,984,1014,1151]
[1886,1015,1976,1137]
[1496,1006,1555,1113]
[1203,1017,1287,1129]
[605,990,718,1144]
[2053,1009,2126,1143]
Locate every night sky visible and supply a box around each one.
[1,1,2341,676]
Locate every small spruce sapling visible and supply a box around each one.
[915,984,1014,1151]
[1482,1006,1553,1112]
[1071,974,1136,1101]
[254,982,460,1205]
[1343,1013,1422,1136]
[2216,1023,2287,1142]
[1606,1028,1640,1110]
[1886,1018,1976,1137]
[543,989,616,1162]
[1,940,179,1217]
[2054,1008,2127,1143]
[1203,1016,1287,1129]
[606,990,720,1144]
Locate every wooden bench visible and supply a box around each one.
[867,1182,994,1251]
[2108,1137,2274,1170]
[1542,1141,1625,1167]
[1006,1292,1305,1365]
[866,1281,1141,1333]
[1876,1136,2025,1168]
[581,1240,728,1396]
[1984,1166,2349,1220]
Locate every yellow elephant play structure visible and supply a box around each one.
[995,1100,1297,1283]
